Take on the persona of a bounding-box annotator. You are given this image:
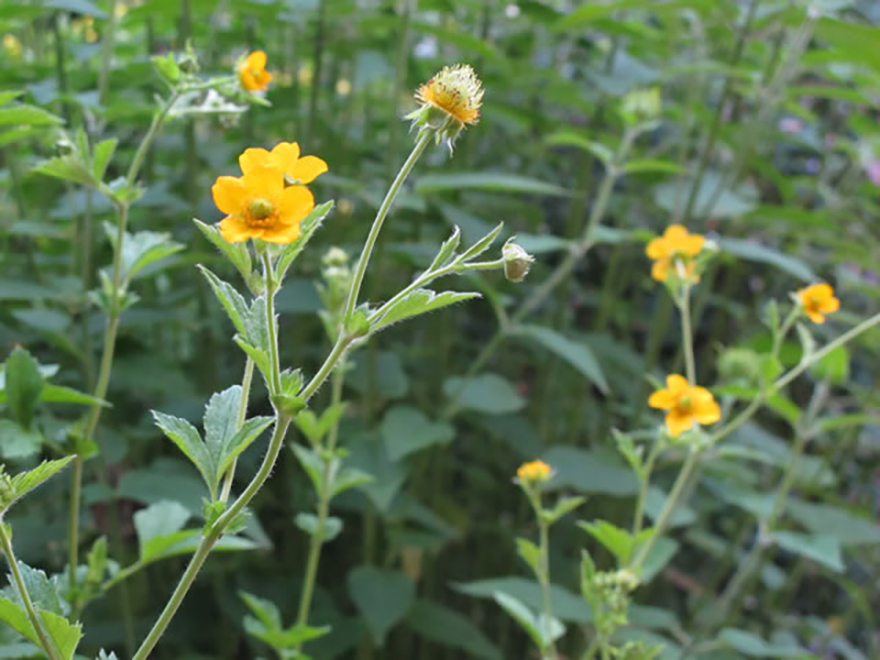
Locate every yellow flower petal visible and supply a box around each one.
[291,155,328,184]
[238,147,271,175]
[261,223,301,244]
[219,215,254,243]
[270,142,301,170]
[648,389,675,410]
[246,50,267,70]
[651,259,670,282]
[666,410,693,437]
[679,234,705,257]
[212,176,246,215]
[278,185,314,224]
[664,225,689,241]
[666,374,690,394]
[646,237,669,259]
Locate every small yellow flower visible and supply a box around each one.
[797,283,840,324]
[645,225,705,282]
[517,460,553,484]
[212,165,314,244]
[649,375,720,438]
[239,50,272,92]
[415,64,484,127]
[238,142,328,187]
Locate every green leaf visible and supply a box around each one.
[405,599,502,660]
[32,155,96,188]
[294,513,343,543]
[198,267,249,336]
[4,457,75,514]
[275,201,335,281]
[193,219,254,287]
[0,420,43,459]
[152,412,215,498]
[442,374,525,415]
[371,289,480,332]
[0,105,63,128]
[540,446,639,496]
[45,0,109,18]
[133,500,191,562]
[12,563,63,615]
[456,222,505,262]
[40,384,108,408]
[718,627,810,657]
[216,416,275,484]
[623,159,687,175]
[4,348,44,428]
[543,496,586,525]
[545,132,612,164]
[416,172,569,197]
[240,591,282,631]
[0,597,38,646]
[578,520,646,565]
[816,17,880,73]
[516,325,609,394]
[428,226,461,271]
[39,611,82,660]
[516,538,541,574]
[380,406,455,461]
[0,92,22,106]
[717,237,815,282]
[347,567,415,646]
[492,592,564,650]
[811,344,849,384]
[454,577,591,623]
[773,531,844,572]
[91,138,117,181]
[105,224,183,282]
[330,467,374,499]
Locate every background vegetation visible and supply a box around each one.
[1,0,880,658]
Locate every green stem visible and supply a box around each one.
[632,442,661,538]
[97,0,119,106]
[343,130,433,323]
[263,252,282,393]
[679,286,696,383]
[293,365,345,650]
[133,415,293,660]
[629,448,700,573]
[220,356,255,502]
[125,90,181,189]
[0,523,61,660]
[537,515,559,660]
[67,457,82,611]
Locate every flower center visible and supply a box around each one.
[677,395,693,414]
[247,198,275,225]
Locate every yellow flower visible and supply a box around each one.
[415,63,484,127]
[645,225,705,282]
[212,165,314,244]
[798,283,840,324]
[238,142,328,187]
[649,375,720,438]
[517,460,553,483]
[239,50,272,92]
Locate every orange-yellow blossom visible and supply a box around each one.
[645,225,705,282]
[239,142,327,186]
[797,283,840,324]
[517,460,552,483]
[415,64,483,127]
[649,375,720,437]
[212,165,313,244]
[239,50,272,91]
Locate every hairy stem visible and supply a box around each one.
[0,523,60,660]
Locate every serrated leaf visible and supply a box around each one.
[4,457,75,514]
[216,416,275,482]
[193,219,253,286]
[457,222,505,262]
[0,597,38,647]
[198,266,249,336]
[578,520,646,564]
[152,411,215,498]
[516,538,541,574]
[428,226,462,271]
[104,224,183,282]
[40,611,82,660]
[372,289,480,332]
[32,155,97,188]
[11,564,63,616]
[276,201,335,280]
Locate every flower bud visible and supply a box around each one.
[502,241,535,283]
[621,87,662,125]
